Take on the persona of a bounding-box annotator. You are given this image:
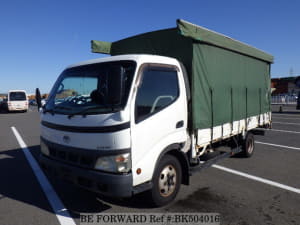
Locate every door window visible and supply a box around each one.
[135,66,179,123]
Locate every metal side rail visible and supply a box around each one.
[190,146,242,175]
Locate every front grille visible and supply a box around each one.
[48,147,95,168]
[68,152,79,163]
[78,176,92,188]
[80,156,94,166]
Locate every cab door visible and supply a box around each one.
[130,64,187,186]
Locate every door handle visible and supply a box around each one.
[176,120,184,128]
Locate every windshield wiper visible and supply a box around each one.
[67,106,102,119]
[43,105,72,116]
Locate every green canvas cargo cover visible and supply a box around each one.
[91,19,273,130]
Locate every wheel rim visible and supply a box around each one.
[158,164,177,197]
[247,138,254,154]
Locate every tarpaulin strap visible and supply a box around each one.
[245,87,248,131]
[210,88,214,142]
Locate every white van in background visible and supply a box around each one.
[7,90,28,112]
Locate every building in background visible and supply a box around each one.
[271,76,300,95]
[271,76,300,109]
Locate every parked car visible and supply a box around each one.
[29,99,37,106]
[41,98,47,106]
[7,90,29,112]
[0,98,5,110]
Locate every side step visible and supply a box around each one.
[190,146,242,175]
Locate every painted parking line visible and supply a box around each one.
[259,128,300,134]
[255,141,300,151]
[272,117,300,120]
[212,164,300,194]
[11,126,76,225]
[272,114,300,117]
[272,122,300,126]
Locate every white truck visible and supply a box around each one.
[37,20,273,206]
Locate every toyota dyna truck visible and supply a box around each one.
[37,20,273,206]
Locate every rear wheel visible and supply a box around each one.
[240,132,255,157]
[149,154,182,206]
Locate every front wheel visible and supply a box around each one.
[148,154,182,207]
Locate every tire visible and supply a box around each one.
[240,132,255,158]
[148,154,182,207]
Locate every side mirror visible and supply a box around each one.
[107,65,125,105]
[35,88,42,110]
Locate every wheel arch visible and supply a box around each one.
[153,143,190,185]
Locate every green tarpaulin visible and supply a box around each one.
[91,19,273,130]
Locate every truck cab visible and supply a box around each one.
[39,54,189,205]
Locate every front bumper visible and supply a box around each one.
[40,154,133,198]
[8,106,27,111]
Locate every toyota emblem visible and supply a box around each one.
[63,135,70,143]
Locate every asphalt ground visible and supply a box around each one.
[0,105,299,225]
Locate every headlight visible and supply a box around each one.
[95,153,131,173]
[40,140,50,156]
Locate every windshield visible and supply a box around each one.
[45,61,136,115]
[9,92,26,101]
